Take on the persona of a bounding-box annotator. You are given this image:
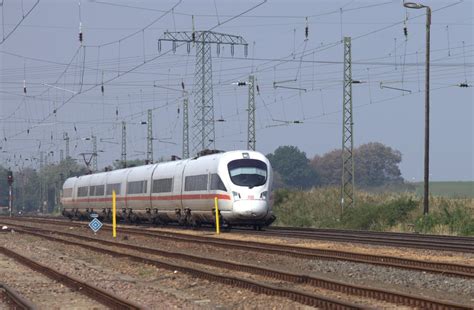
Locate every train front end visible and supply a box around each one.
[218,151,275,227]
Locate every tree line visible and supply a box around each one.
[267,142,404,189]
[0,141,404,213]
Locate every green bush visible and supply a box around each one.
[414,204,474,236]
[272,187,473,235]
[340,197,418,231]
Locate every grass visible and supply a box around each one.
[412,181,474,198]
[272,187,474,236]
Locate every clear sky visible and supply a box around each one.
[0,0,472,181]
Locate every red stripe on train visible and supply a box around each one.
[72,193,231,203]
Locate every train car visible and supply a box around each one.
[61,150,275,228]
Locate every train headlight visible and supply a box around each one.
[232,191,241,201]
[260,191,268,200]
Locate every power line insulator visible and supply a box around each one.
[403,26,408,38]
[79,32,83,43]
[459,83,469,88]
[305,17,309,39]
[237,81,246,86]
[256,85,260,94]
[101,84,104,94]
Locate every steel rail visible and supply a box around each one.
[269,226,474,242]
[11,215,474,252]
[9,228,362,310]
[0,247,141,310]
[0,283,37,310]
[3,217,473,278]
[251,228,474,253]
[11,226,472,310]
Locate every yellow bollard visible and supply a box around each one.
[214,197,220,235]
[112,190,117,238]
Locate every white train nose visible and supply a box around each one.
[233,200,268,219]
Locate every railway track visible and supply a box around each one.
[0,246,141,310]
[4,217,473,278]
[8,224,472,309]
[251,226,474,253]
[12,215,474,253]
[0,283,36,310]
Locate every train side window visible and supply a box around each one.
[78,186,89,197]
[153,178,173,193]
[127,180,147,194]
[95,185,105,196]
[184,174,208,191]
[210,174,227,191]
[106,183,121,195]
[89,186,96,196]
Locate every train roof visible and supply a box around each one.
[63,150,268,183]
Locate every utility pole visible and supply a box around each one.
[63,132,70,159]
[247,75,256,150]
[92,135,97,172]
[182,95,190,159]
[403,2,431,215]
[159,31,248,154]
[147,109,153,164]
[341,36,355,211]
[121,121,127,168]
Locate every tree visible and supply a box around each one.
[0,166,9,207]
[311,142,403,188]
[354,142,403,187]
[13,168,41,213]
[38,158,88,212]
[113,159,146,169]
[267,146,318,189]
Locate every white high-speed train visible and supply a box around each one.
[61,150,275,228]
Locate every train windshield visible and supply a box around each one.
[227,159,267,188]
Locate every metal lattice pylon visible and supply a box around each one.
[247,75,256,150]
[341,37,355,211]
[63,132,70,159]
[182,95,189,158]
[147,109,153,164]
[92,135,98,172]
[158,31,248,155]
[121,121,127,167]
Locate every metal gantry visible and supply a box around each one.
[341,36,355,211]
[121,121,127,168]
[158,31,248,155]
[147,109,153,164]
[182,95,190,158]
[247,75,256,150]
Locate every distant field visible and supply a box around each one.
[412,181,474,198]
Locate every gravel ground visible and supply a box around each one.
[22,221,472,305]
[0,231,316,309]
[0,251,105,309]
[152,226,474,265]
[2,219,474,307]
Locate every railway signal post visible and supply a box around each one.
[214,197,220,235]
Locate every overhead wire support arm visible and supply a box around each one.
[158,30,248,155]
